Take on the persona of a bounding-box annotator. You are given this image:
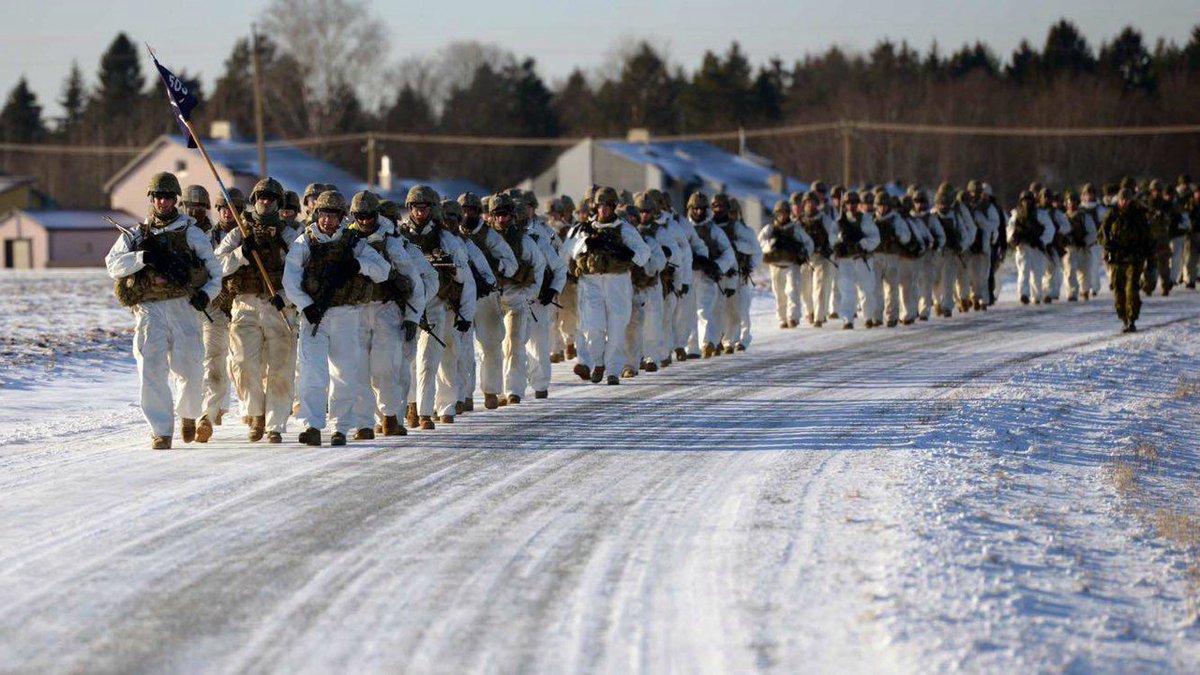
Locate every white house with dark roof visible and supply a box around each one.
[104,132,489,217]
[521,138,809,229]
[0,209,138,268]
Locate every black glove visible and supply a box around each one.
[662,245,673,258]
[240,232,256,258]
[538,285,557,306]
[402,320,418,342]
[341,257,361,277]
[189,290,209,312]
[614,244,635,262]
[303,305,323,326]
[454,317,471,333]
[722,287,736,298]
[681,283,690,295]
[269,293,286,311]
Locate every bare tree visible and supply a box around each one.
[258,0,387,135]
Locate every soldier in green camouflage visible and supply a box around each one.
[1099,188,1155,332]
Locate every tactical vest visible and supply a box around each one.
[301,233,372,307]
[340,235,398,304]
[718,221,753,276]
[762,224,801,265]
[799,216,831,257]
[577,222,634,276]
[875,214,904,255]
[1067,211,1090,248]
[835,215,866,258]
[630,222,663,289]
[937,211,961,251]
[224,222,289,297]
[1011,210,1042,247]
[500,225,538,287]
[693,221,724,266]
[968,207,987,253]
[469,227,503,281]
[113,224,209,307]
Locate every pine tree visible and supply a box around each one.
[0,77,47,143]
[1042,19,1096,78]
[58,61,87,135]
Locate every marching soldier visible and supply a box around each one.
[400,186,476,427]
[519,191,568,399]
[1098,188,1154,332]
[795,190,838,327]
[719,197,763,351]
[870,193,918,327]
[196,187,245,439]
[1007,190,1054,305]
[932,188,974,317]
[1080,183,1109,297]
[441,198,494,412]
[458,193,518,411]
[569,187,652,382]
[760,199,813,329]
[105,172,223,449]
[282,190,391,446]
[962,184,998,311]
[833,191,880,329]
[546,196,581,363]
[213,177,297,443]
[624,192,672,375]
[1037,188,1068,303]
[681,192,736,357]
[1062,191,1098,302]
[667,192,710,361]
[910,191,943,319]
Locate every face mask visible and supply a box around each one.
[255,200,279,217]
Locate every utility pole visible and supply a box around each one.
[366,134,377,189]
[251,24,267,178]
[840,121,852,187]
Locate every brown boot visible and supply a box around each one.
[735,343,746,352]
[550,352,564,363]
[590,366,606,384]
[702,343,717,358]
[455,400,464,415]
[248,415,265,442]
[643,361,658,373]
[607,375,620,385]
[439,414,454,424]
[789,319,799,328]
[484,393,499,410]
[151,435,172,450]
[298,427,321,446]
[181,418,196,443]
[418,416,436,430]
[722,345,734,355]
[353,428,375,440]
[214,411,224,426]
[195,416,212,443]
[659,359,671,369]
[463,397,474,412]
[573,363,591,381]
[674,348,687,361]
[566,343,577,360]
[535,390,548,399]
[507,394,521,405]
[621,367,637,378]
[381,415,405,436]
[267,431,283,444]
[405,403,419,429]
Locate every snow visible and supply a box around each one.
[1,269,1199,673]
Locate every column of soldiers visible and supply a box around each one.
[107,170,1197,448]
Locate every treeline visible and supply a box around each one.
[2,8,1200,208]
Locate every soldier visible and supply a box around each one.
[759,199,811,329]
[681,192,736,357]
[832,191,881,329]
[1062,191,1098,302]
[981,183,1007,305]
[718,197,763,351]
[910,191,944,319]
[282,190,391,446]
[105,172,223,449]
[963,183,999,311]
[400,186,476,427]
[380,198,440,425]
[569,186,652,382]
[1079,183,1108,297]
[1098,188,1154,332]
[547,195,581,363]
[870,193,918,327]
[213,177,297,443]
[624,192,672,375]
[458,192,518,411]
[195,187,245,438]
[932,188,974,316]
[1007,190,1054,305]
[519,190,568,399]
[470,193,543,407]
[650,190,697,366]
[668,192,710,361]
[795,190,838,327]
[1185,183,1200,289]
[441,198,493,411]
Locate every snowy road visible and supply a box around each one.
[2,273,1199,673]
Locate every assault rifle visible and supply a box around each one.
[418,312,446,347]
[108,216,213,323]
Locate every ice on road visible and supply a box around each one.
[1,270,1198,673]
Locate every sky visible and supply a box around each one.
[1,0,1197,120]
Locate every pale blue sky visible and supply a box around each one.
[2,0,1196,120]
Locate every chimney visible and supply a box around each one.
[768,173,786,194]
[626,128,651,143]
[379,155,393,192]
[209,120,236,141]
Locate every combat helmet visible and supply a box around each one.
[181,184,210,208]
[146,171,182,197]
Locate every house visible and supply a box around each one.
[0,174,56,213]
[104,130,489,216]
[521,138,809,230]
[0,209,138,269]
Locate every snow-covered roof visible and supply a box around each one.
[0,175,37,194]
[11,209,139,231]
[597,140,809,211]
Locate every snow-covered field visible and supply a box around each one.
[1,269,1199,674]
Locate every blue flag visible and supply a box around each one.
[150,52,199,148]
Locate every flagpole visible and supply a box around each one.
[147,44,288,319]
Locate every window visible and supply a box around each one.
[174,158,188,176]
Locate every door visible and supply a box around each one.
[4,238,32,269]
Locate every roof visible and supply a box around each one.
[597,140,809,211]
[0,175,37,194]
[105,134,490,202]
[6,209,140,231]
